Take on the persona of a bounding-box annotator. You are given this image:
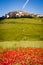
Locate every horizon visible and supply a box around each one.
[0,0,43,17]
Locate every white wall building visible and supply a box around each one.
[6,15,9,18]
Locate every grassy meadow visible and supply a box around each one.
[0,18,43,49]
[0,18,43,41]
[0,41,43,49]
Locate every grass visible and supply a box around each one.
[0,18,43,41]
[0,18,43,65]
[0,41,43,49]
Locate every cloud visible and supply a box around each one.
[22,0,30,9]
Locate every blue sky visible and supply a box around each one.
[0,0,43,17]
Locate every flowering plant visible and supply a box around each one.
[0,47,43,65]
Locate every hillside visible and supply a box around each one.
[0,18,43,41]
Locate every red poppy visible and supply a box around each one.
[0,47,43,65]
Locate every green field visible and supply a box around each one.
[0,18,43,41]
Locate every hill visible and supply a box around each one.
[0,18,43,41]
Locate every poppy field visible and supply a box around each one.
[0,17,43,65]
[0,47,43,65]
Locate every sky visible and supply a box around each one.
[0,0,43,17]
